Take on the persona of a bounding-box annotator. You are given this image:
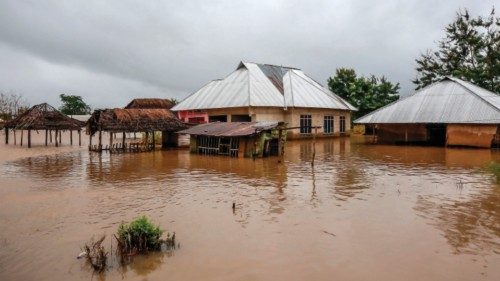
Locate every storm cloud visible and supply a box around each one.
[0,0,495,109]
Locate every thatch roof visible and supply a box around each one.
[124,98,174,109]
[4,103,85,130]
[87,108,187,135]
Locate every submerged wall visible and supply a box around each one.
[446,124,497,148]
[376,124,428,144]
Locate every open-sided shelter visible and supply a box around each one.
[87,108,187,152]
[355,77,500,148]
[3,103,85,148]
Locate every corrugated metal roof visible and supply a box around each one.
[355,77,500,124]
[178,121,279,137]
[172,61,356,111]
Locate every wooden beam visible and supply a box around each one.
[13,129,16,145]
[98,130,102,152]
[55,130,58,147]
[45,129,48,146]
[4,127,8,144]
[28,130,31,148]
[20,130,23,146]
[70,130,73,145]
[59,130,62,144]
[49,130,52,143]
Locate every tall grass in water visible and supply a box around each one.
[82,235,108,272]
[115,216,176,255]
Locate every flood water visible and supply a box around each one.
[0,131,499,281]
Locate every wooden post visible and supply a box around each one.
[312,127,317,167]
[98,130,102,152]
[20,130,23,146]
[13,129,16,145]
[59,130,62,144]
[49,130,52,143]
[78,130,81,146]
[109,131,113,150]
[122,132,126,151]
[4,128,8,144]
[28,130,31,148]
[89,132,92,150]
[152,131,156,149]
[45,129,48,146]
[134,132,136,140]
[70,130,73,145]
[55,130,58,147]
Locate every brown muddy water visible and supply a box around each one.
[0,131,499,281]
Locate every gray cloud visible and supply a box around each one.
[0,0,495,109]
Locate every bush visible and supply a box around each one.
[116,216,165,254]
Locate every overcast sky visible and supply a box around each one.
[0,0,495,109]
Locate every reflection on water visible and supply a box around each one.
[0,136,499,281]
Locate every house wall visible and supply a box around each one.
[203,107,352,139]
[376,124,428,144]
[446,124,497,148]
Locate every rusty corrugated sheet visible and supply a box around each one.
[178,121,279,137]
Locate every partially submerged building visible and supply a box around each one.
[3,103,85,148]
[178,121,287,157]
[172,62,356,138]
[355,77,500,148]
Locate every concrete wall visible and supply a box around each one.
[446,124,497,148]
[203,107,352,139]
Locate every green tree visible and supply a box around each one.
[59,94,91,115]
[327,68,400,118]
[413,8,499,92]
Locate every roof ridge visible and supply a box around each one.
[445,76,500,112]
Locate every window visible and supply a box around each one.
[339,116,346,133]
[300,115,312,134]
[324,116,334,134]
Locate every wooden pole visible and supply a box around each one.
[98,130,102,152]
[59,130,62,144]
[78,130,81,146]
[4,128,8,144]
[55,130,58,147]
[70,130,73,145]
[122,132,126,151]
[13,129,16,145]
[152,131,155,149]
[312,127,317,167]
[45,129,48,146]
[28,130,31,148]
[20,130,23,146]
[89,132,92,150]
[49,130,52,143]
[109,131,113,150]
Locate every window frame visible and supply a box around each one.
[339,115,346,133]
[323,115,334,134]
[299,115,312,134]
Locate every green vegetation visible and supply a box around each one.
[327,68,400,119]
[413,8,499,93]
[59,94,91,115]
[116,216,175,254]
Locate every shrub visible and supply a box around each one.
[116,216,165,254]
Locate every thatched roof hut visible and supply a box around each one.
[124,98,174,110]
[87,108,187,135]
[4,103,84,130]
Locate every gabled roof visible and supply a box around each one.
[355,77,500,124]
[172,61,356,111]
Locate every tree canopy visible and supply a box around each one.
[327,68,400,119]
[59,94,91,115]
[413,8,499,93]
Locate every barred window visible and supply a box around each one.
[300,115,312,134]
[339,116,346,133]
[324,116,334,134]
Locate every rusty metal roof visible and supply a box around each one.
[178,121,280,137]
